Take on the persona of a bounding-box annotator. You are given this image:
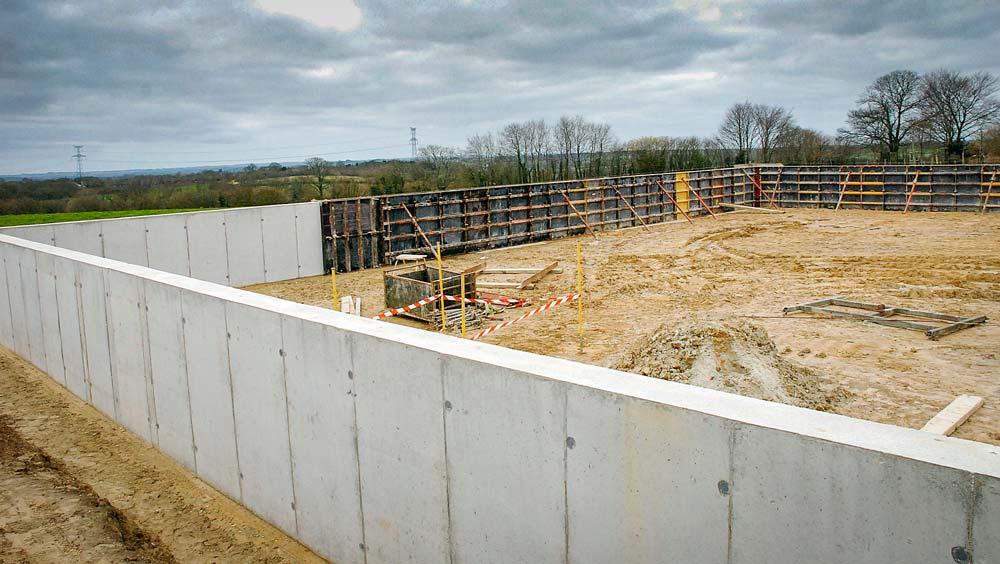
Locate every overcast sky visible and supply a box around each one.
[2,0,998,175]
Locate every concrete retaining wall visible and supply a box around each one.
[0,232,997,564]
[0,202,324,286]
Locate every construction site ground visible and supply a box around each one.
[248,208,1000,446]
[0,350,327,563]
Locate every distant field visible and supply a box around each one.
[0,208,213,227]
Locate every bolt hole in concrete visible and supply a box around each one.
[245,209,1000,445]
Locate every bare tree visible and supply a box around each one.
[921,70,1000,159]
[554,116,580,179]
[418,145,460,189]
[776,126,831,164]
[499,122,530,183]
[717,101,758,163]
[586,122,614,177]
[753,104,795,162]
[838,70,924,161]
[304,157,331,198]
[524,119,549,182]
[466,133,500,185]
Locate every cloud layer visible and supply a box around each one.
[2,0,998,174]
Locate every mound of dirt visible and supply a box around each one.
[613,320,850,410]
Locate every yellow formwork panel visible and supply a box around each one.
[675,172,691,212]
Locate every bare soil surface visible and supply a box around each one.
[248,209,1000,445]
[0,350,328,564]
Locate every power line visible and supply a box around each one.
[410,127,418,159]
[85,143,412,167]
[90,134,400,156]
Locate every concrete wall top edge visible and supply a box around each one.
[0,201,321,232]
[2,232,998,479]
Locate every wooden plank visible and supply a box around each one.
[609,185,649,229]
[518,261,559,289]
[399,202,441,261]
[926,316,987,340]
[461,262,487,276]
[719,203,785,214]
[559,191,599,239]
[478,281,527,289]
[903,170,922,213]
[483,268,565,274]
[921,395,984,435]
[653,179,693,224]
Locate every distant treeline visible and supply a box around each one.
[4,68,998,216]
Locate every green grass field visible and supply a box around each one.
[0,209,214,227]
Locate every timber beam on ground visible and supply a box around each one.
[783,297,987,340]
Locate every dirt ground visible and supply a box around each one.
[0,351,327,564]
[247,208,1000,446]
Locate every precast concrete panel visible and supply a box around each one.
[442,356,567,563]
[3,225,56,246]
[105,270,154,442]
[261,206,299,283]
[974,476,1000,562]
[294,202,324,277]
[351,334,450,564]
[566,386,731,564]
[144,279,196,470]
[35,252,66,385]
[180,290,241,500]
[78,263,116,418]
[18,249,47,369]
[224,209,265,287]
[101,218,148,266]
[0,248,12,349]
[225,302,296,535]
[281,316,365,564]
[186,212,229,285]
[145,215,191,276]
[730,425,970,564]
[54,257,88,400]
[3,250,28,358]
[56,221,103,256]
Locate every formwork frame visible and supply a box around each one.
[322,164,999,273]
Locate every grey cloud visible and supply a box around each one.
[0,0,998,174]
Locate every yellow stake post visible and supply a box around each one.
[460,273,467,338]
[331,239,339,308]
[437,242,447,331]
[577,240,584,346]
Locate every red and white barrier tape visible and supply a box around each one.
[373,294,531,320]
[372,294,441,320]
[441,295,530,307]
[469,294,580,341]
